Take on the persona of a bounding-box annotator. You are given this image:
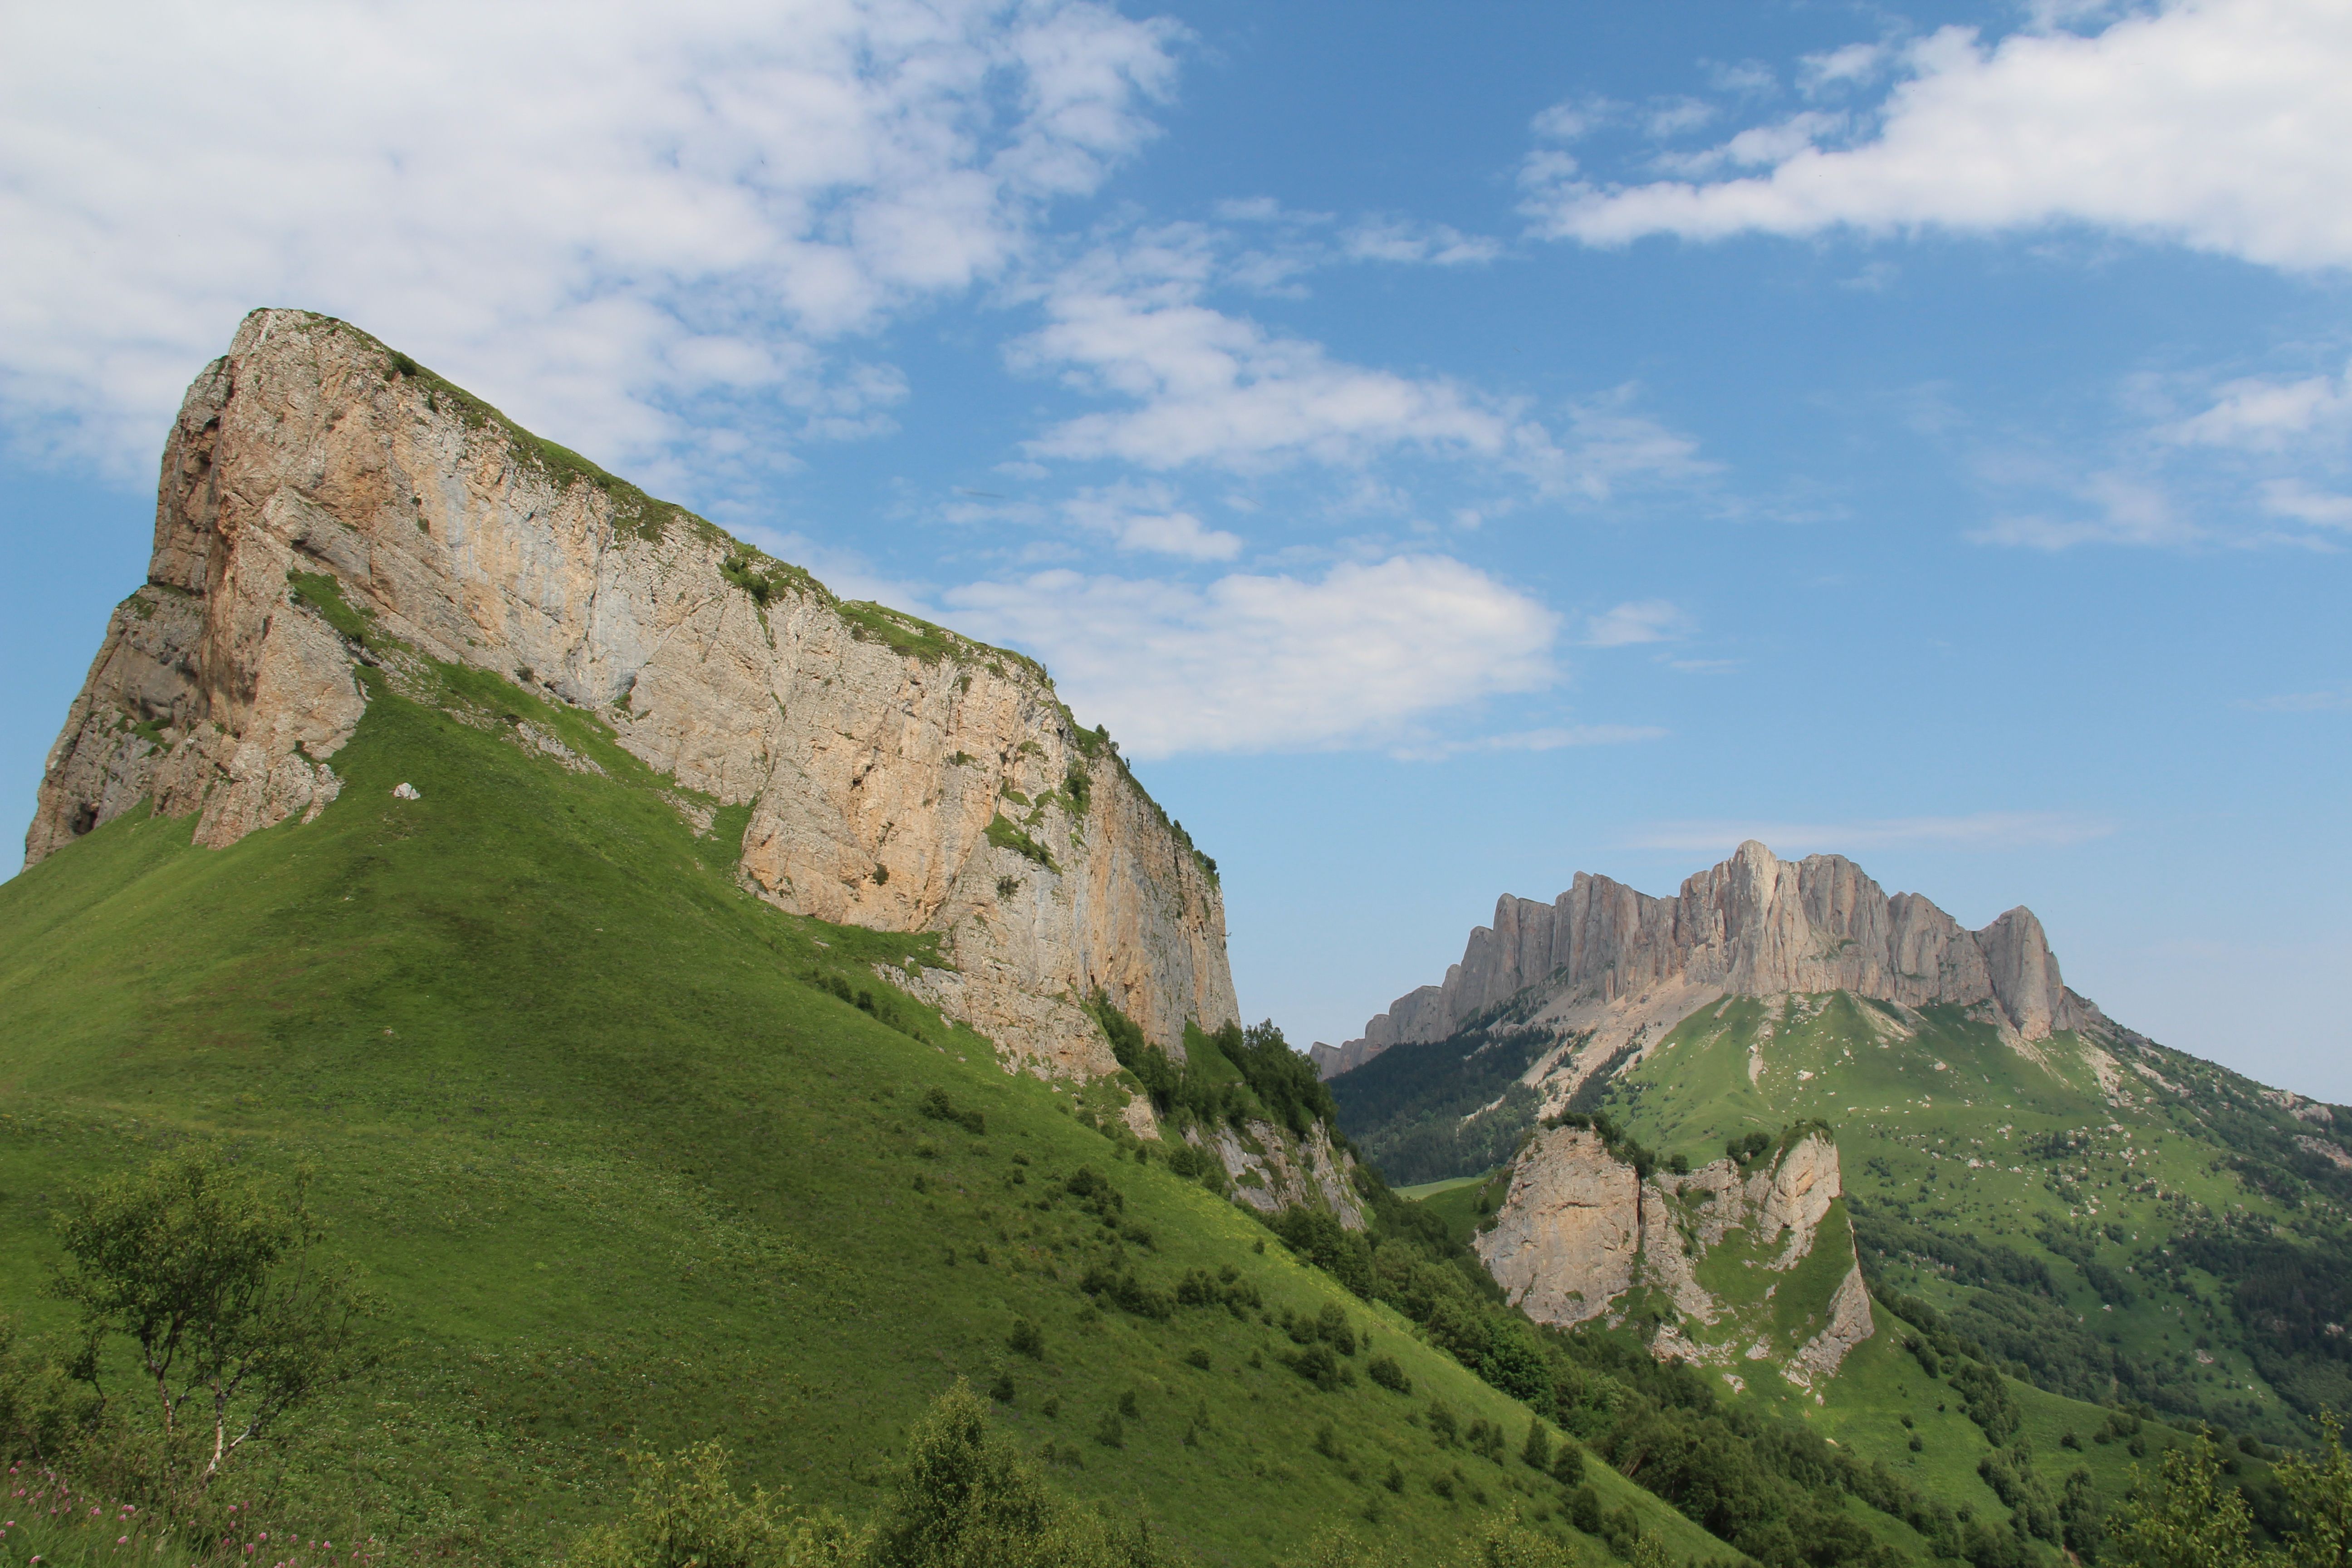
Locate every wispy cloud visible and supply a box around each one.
[1624,810,2114,855]
[2168,362,2352,452]
[1007,226,1709,499]
[1581,599,1691,647]
[2238,688,2352,713]
[941,554,1558,756]
[1966,473,2200,551]
[1060,481,1242,559]
[1390,724,1667,763]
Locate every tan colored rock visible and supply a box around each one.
[25,309,1239,1076]
[1475,1127,1640,1326]
[1482,1122,1872,1391]
[1325,840,2105,1077]
[1786,1264,1876,1389]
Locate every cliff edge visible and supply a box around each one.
[27,309,1240,1076]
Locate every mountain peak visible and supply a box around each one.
[26,308,1238,1077]
[1309,841,2102,1079]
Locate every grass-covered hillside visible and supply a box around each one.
[1329,989,2352,1562]
[0,649,1721,1566]
[1589,994,2352,1447]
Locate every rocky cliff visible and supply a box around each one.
[1476,1123,1874,1393]
[1312,840,2103,1083]
[27,309,1240,1076]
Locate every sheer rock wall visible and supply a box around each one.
[26,309,1239,1077]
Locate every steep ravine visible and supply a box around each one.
[27,308,1239,1077]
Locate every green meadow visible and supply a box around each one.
[0,658,1719,1565]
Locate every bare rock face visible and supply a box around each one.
[1786,1264,1876,1390]
[1474,1127,1641,1326]
[26,309,1240,1077]
[1197,1120,1365,1229]
[1325,840,2102,1077]
[1480,1123,1873,1391]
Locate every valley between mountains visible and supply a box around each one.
[5,309,2348,1568]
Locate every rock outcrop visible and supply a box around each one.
[1474,1127,1641,1325]
[1318,840,2103,1079]
[1194,1119,1365,1229]
[1477,1123,1873,1391]
[26,309,1240,1076]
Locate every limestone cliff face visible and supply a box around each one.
[1313,839,2102,1079]
[1477,1125,1873,1392]
[1473,1127,1641,1325]
[27,309,1239,1076]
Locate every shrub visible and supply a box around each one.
[1551,1443,1585,1488]
[1184,1348,1211,1372]
[1569,1485,1602,1534]
[564,1439,863,1568]
[919,1087,984,1136]
[1008,1318,1044,1360]
[1426,1401,1459,1446]
[1522,1421,1552,1471]
[988,1373,1014,1404]
[1284,1342,1347,1390]
[1366,1355,1411,1396]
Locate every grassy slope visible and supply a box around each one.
[0,662,1726,1567]
[1584,992,2297,1536]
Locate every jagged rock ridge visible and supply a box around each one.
[27,309,1239,1077]
[1311,839,2102,1082]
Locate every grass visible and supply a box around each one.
[984,813,1056,872]
[1557,987,2324,1538]
[0,662,1729,1567]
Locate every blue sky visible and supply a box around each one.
[4,0,2349,1093]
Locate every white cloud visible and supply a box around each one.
[1013,240,1520,470]
[2262,480,2352,528]
[0,0,1179,475]
[1338,219,1502,267]
[1524,1,2352,272]
[1626,811,2114,854]
[1967,473,2199,549]
[941,555,1558,755]
[2169,363,2352,451]
[1645,98,1719,138]
[1009,233,1710,501]
[1800,42,1891,95]
[1582,599,1692,647]
[1060,482,1242,559]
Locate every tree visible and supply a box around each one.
[875,1379,1168,1568]
[2275,1411,2352,1568]
[565,1441,865,1568]
[2102,1439,2256,1568]
[49,1148,369,1500]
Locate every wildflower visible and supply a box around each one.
[121,1535,130,1544]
